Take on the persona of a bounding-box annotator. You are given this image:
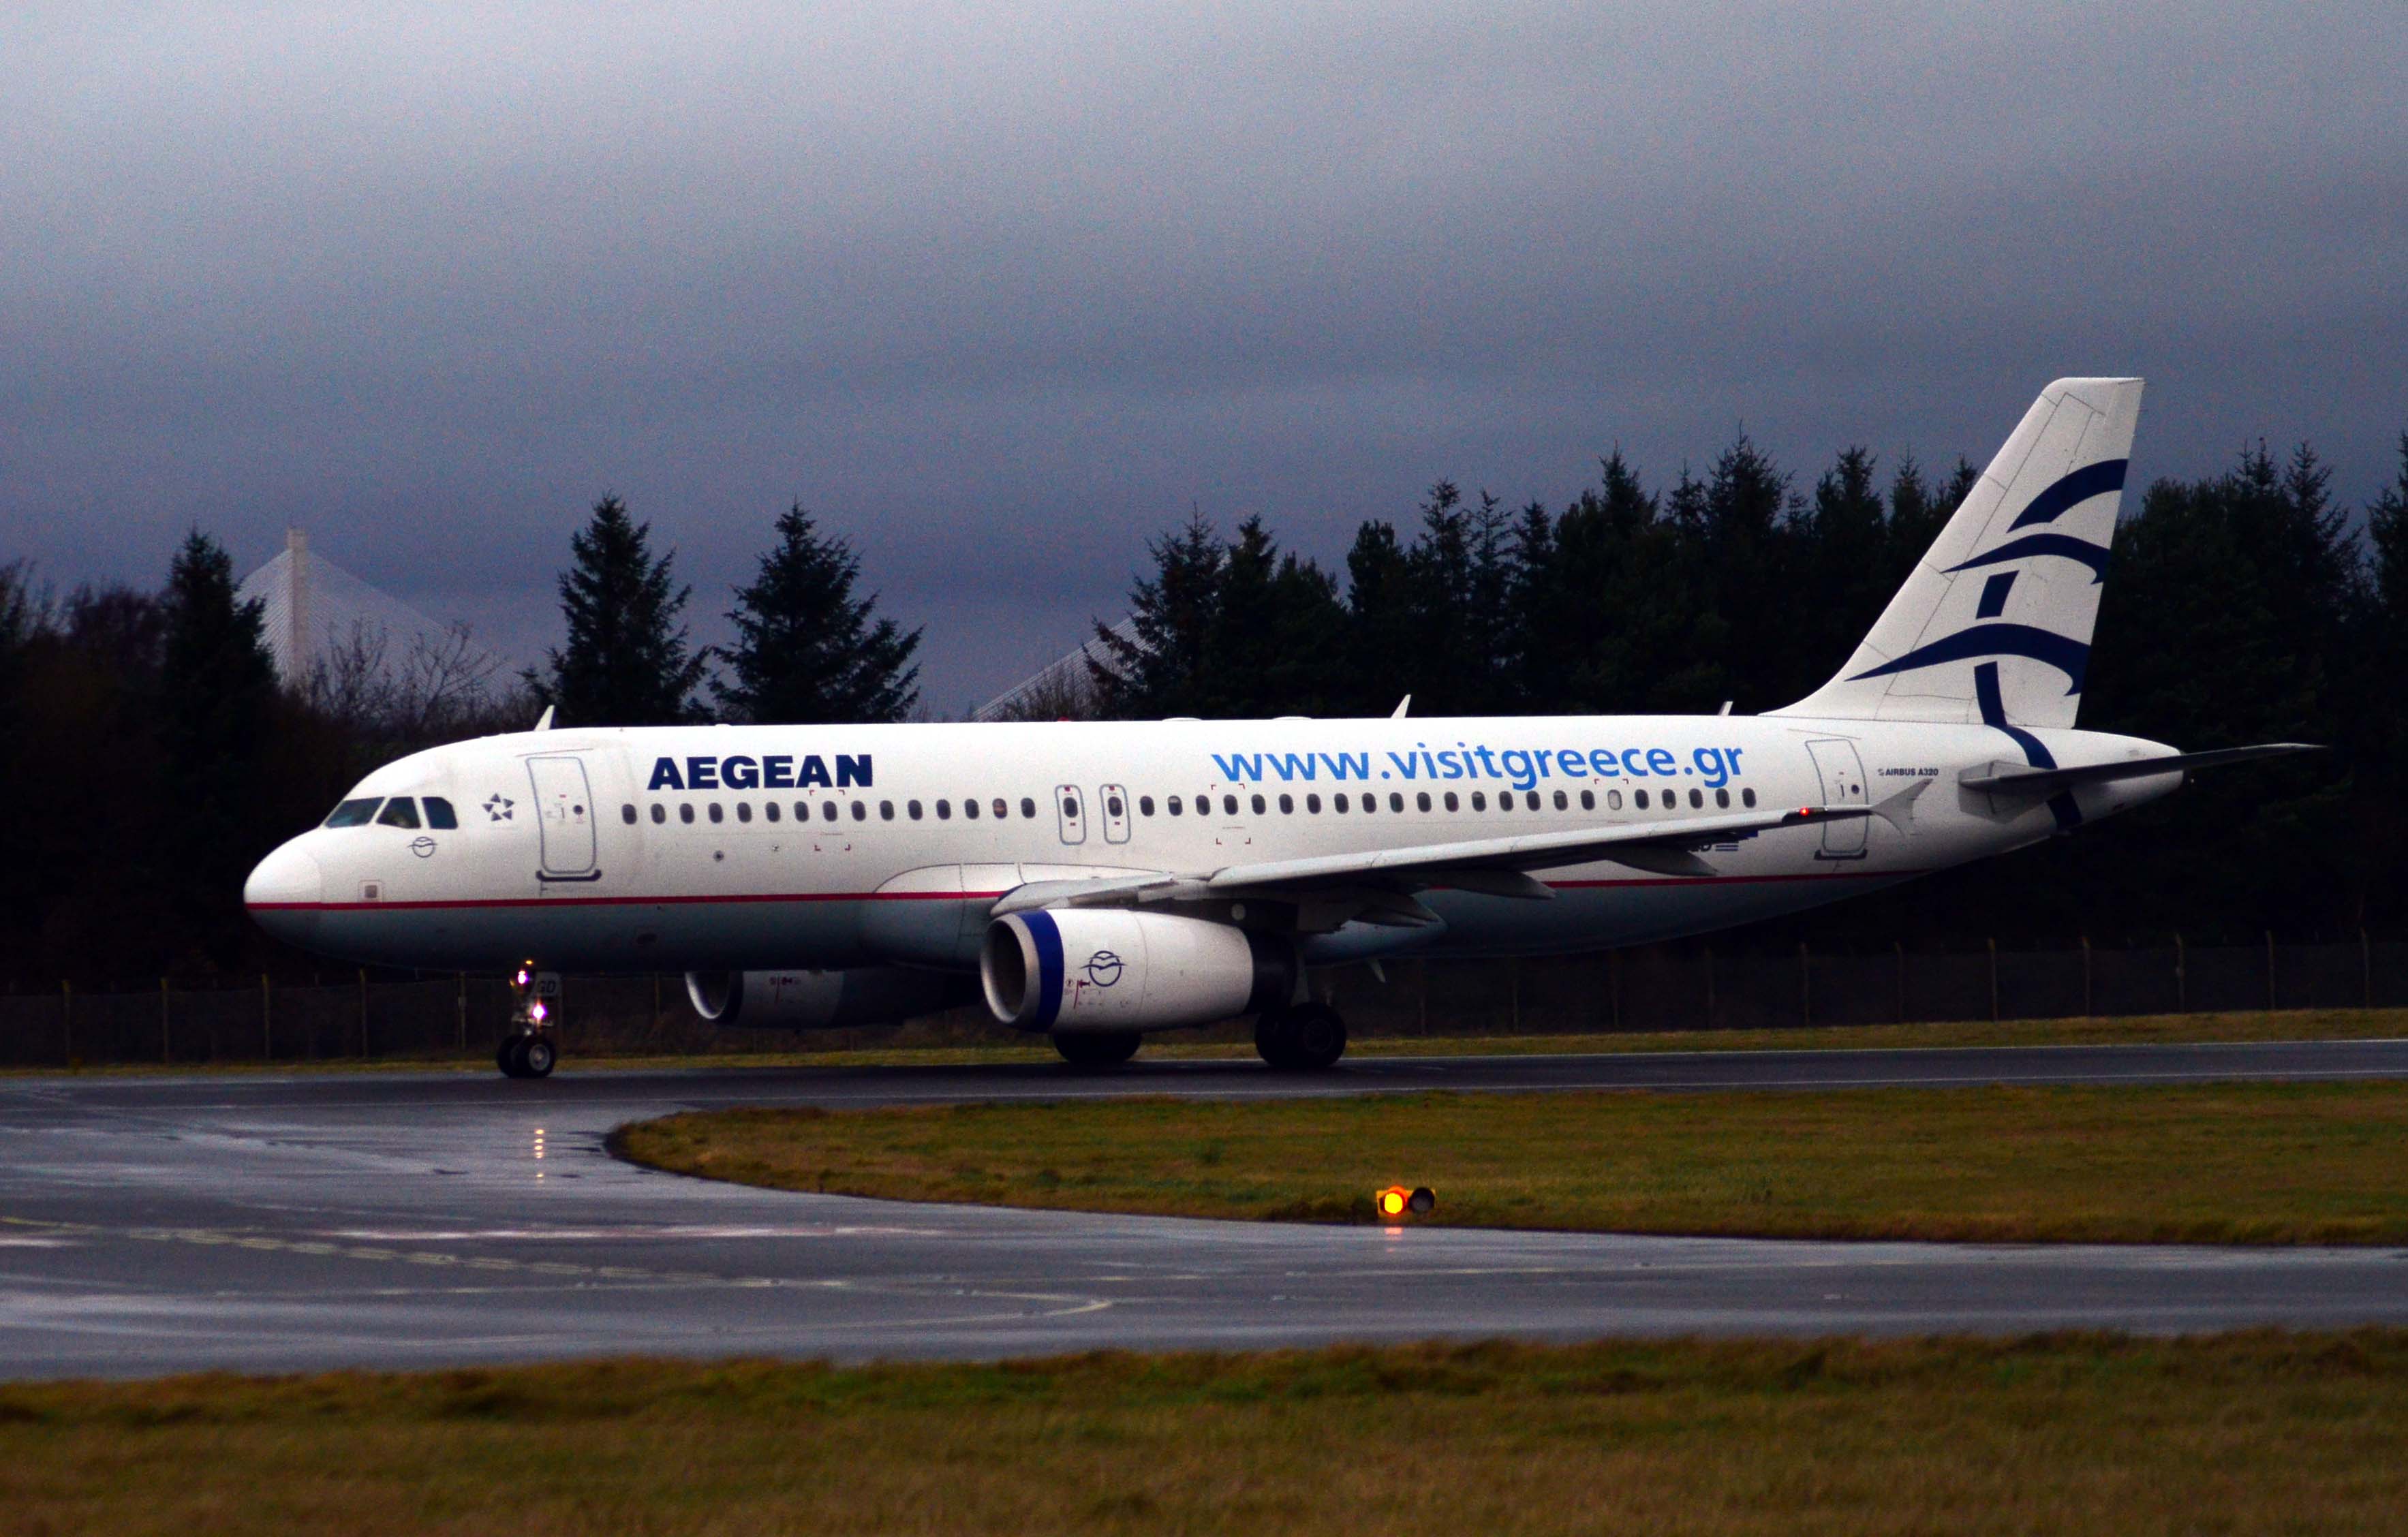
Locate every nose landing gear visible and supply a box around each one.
[496,966,559,1080]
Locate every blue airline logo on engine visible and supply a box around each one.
[647,754,872,792]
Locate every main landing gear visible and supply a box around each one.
[1255,1003,1346,1070]
[496,965,558,1080]
[1053,1030,1141,1069]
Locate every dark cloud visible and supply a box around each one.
[5,3,2403,711]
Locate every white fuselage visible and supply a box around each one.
[243,713,2180,976]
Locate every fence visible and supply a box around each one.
[4,935,2403,1069]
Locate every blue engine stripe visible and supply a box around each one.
[2007,459,2127,531]
[1024,910,1066,1029]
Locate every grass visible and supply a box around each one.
[617,1080,2408,1244]
[20,1005,2406,1077]
[4,1334,2407,1534]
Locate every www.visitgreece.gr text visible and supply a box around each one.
[1208,743,1748,792]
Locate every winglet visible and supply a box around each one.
[1391,696,1411,719]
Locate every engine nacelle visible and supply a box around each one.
[684,967,967,1030]
[981,910,1295,1033]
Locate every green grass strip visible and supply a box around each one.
[5,1334,2407,1534]
[619,1080,2408,1244]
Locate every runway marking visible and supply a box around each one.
[1,1215,734,1288]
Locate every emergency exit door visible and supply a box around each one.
[527,756,599,878]
[1804,739,1869,858]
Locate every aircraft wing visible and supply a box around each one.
[989,803,1866,920]
[1960,743,2321,798]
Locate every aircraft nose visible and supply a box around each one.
[244,841,323,946]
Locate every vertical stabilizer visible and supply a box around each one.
[1771,377,2142,728]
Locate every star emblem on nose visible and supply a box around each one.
[484,794,515,822]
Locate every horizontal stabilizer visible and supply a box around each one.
[1960,743,2321,797]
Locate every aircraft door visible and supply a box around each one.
[527,756,600,878]
[1099,784,1131,843]
[1053,784,1087,845]
[1804,739,1869,858]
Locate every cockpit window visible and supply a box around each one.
[324,798,382,828]
[422,796,459,829]
[375,798,422,829]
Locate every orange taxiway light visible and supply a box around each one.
[1376,1185,1437,1220]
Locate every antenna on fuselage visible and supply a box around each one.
[1391,696,1411,719]
[533,704,555,731]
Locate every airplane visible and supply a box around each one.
[245,377,2314,1077]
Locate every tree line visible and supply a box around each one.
[1080,435,2408,946]
[5,427,2404,986]
[0,501,921,984]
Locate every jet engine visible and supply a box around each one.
[683,967,968,1030]
[981,910,1295,1032]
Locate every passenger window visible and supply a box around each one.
[1525,791,1540,810]
[621,804,636,824]
[709,803,724,823]
[680,803,696,824]
[822,802,838,822]
[1107,794,1125,819]
[1167,796,1183,816]
[993,798,1007,819]
[766,802,781,822]
[1577,790,1592,811]
[737,802,752,823]
[1608,790,1622,810]
[963,798,979,820]
[376,798,421,829]
[1414,792,1429,811]
[908,801,923,820]
[1250,794,1267,816]
[1554,790,1569,811]
[1635,789,1650,809]
[1277,794,1293,814]
[882,801,896,820]
[1470,790,1486,811]
[1139,796,1155,816]
[1333,793,1348,813]
[854,801,868,821]
[422,796,459,829]
[1689,788,1703,809]
[1222,794,1238,816]
[1742,788,1757,808]
[936,799,951,820]
[1443,792,1459,812]
[1716,788,1730,808]
[650,803,666,824]
[1020,798,1036,818]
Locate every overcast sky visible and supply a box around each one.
[5,3,2403,712]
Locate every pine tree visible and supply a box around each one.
[715,505,921,724]
[157,531,281,964]
[1092,514,1225,718]
[534,497,709,726]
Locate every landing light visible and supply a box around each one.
[529,1000,548,1023]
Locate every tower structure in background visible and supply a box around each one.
[236,527,450,684]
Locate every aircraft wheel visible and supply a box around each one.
[1053,1030,1141,1068]
[520,1034,557,1078]
[1256,1005,1347,1070]
[496,1034,528,1078]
